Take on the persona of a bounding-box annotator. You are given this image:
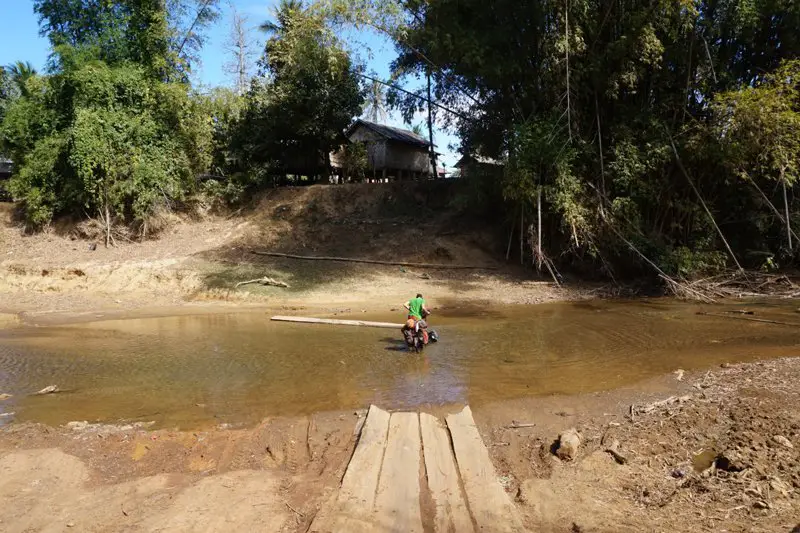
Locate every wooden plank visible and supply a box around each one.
[420,413,475,533]
[309,405,390,533]
[446,407,525,533]
[374,412,423,533]
[271,316,402,329]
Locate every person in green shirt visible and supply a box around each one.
[402,294,431,347]
[404,293,430,321]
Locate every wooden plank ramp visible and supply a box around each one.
[446,406,526,532]
[309,405,526,533]
[420,413,475,533]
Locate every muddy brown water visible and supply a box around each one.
[2,299,800,429]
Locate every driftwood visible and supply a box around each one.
[235,277,289,289]
[506,421,536,429]
[604,439,629,465]
[631,395,691,416]
[250,250,497,270]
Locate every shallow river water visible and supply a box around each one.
[1,299,800,429]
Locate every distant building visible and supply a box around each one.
[0,158,13,201]
[335,119,435,181]
[453,154,503,178]
[0,158,11,179]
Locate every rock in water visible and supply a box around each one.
[556,428,582,461]
[35,385,59,395]
[0,393,12,401]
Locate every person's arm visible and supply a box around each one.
[403,300,411,311]
[422,304,431,314]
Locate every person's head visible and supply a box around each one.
[416,293,423,299]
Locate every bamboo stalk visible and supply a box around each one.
[537,189,543,270]
[782,171,792,251]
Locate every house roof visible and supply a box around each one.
[454,154,503,168]
[346,119,431,148]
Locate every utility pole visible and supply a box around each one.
[427,69,437,178]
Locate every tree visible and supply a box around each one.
[4,61,38,98]
[362,74,387,123]
[714,60,800,252]
[1,0,220,235]
[233,0,364,181]
[223,1,256,95]
[33,0,220,79]
[354,0,800,274]
[259,0,305,35]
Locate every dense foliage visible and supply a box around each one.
[330,0,800,275]
[0,0,222,232]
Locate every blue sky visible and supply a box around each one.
[0,1,459,168]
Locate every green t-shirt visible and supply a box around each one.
[407,297,425,319]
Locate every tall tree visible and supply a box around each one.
[4,61,38,97]
[33,0,220,78]
[362,74,387,123]
[259,0,305,35]
[223,1,256,94]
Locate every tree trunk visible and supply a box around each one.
[520,207,524,265]
[565,0,572,142]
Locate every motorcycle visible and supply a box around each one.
[402,311,439,353]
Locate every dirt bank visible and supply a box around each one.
[1,358,798,532]
[0,184,593,320]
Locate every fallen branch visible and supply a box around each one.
[284,500,304,518]
[631,395,691,416]
[506,422,536,429]
[696,311,800,328]
[250,251,498,270]
[234,277,289,289]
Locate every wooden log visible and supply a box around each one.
[251,250,498,270]
[446,406,525,533]
[271,316,403,329]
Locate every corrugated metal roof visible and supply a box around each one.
[347,119,431,148]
